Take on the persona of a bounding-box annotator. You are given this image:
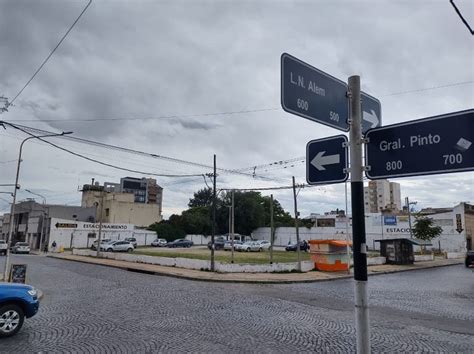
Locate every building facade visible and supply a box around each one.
[81,178,163,228]
[48,217,156,250]
[253,202,472,253]
[0,199,95,250]
[364,179,402,213]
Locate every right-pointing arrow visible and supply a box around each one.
[363,109,379,128]
[311,151,340,171]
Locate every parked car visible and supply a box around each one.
[100,241,134,253]
[207,236,226,250]
[285,241,309,252]
[465,250,474,268]
[151,238,167,247]
[0,282,39,337]
[167,239,193,248]
[0,240,7,255]
[223,240,243,251]
[235,241,261,252]
[124,237,138,248]
[254,240,271,251]
[11,242,30,254]
[91,239,112,250]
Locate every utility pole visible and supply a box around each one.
[345,181,351,274]
[348,75,370,353]
[3,130,72,281]
[406,197,413,238]
[269,194,274,264]
[96,190,105,258]
[211,154,216,271]
[231,189,235,264]
[292,176,302,272]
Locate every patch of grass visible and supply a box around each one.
[134,248,311,264]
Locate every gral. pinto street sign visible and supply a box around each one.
[365,109,474,179]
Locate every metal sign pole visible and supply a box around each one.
[348,75,370,353]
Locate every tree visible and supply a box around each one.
[181,207,212,235]
[188,188,214,208]
[413,216,442,253]
[148,221,185,242]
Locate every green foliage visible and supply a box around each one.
[148,221,185,242]
[188,188,213,208]
[181,207,212,235]
[413,216,443,241]
[164,188,295,236]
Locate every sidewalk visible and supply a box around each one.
[49,253,464,284]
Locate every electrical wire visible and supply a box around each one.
[8,80,473,123]
[1,122,207,178]
[383,80,474,96]
[8,107,278,123]
[8,0,92,107]
[450,0,474,35]
[4,122,276,181]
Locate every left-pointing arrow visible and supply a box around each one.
[311,151,340,171]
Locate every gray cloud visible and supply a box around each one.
[1,0,473,217]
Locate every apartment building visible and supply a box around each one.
[364,179,402,213]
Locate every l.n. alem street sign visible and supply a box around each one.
[365,109,474,179]
[281,53,382,133]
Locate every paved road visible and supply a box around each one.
[1,255,473,353]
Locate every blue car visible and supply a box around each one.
[0,283,40,337]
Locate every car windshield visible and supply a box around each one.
[17,242,29,246]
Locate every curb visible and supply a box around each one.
[47,255,464,284]
[367,261,462,277]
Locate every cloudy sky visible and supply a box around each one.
[0,0,473,219]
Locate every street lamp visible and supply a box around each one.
[25,189,49,254]
[405,197,418,238]
[3,130,72,281]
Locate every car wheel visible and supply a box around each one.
[0,304,24,338]
[106,248,113,252]
[259,248,262,252]
[127,248,133,253]
[246,248,250,252]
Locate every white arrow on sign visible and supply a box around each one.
[363,109,379,128]
[311,151,340,171]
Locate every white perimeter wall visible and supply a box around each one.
[49,218,156,250]
[251,207,467,252]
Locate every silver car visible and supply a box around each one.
[254,240,271,251]
[100,241,134,253]
[151,238,167,247]
[235,241,261,252]
[223,240,242,251]
[11,242,30,254]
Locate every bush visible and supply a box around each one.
[148,222,185,242]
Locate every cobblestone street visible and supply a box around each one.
[1,255,473,353]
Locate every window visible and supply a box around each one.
[317,219,335,227]
[105,208,110,217]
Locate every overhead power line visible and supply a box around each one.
[384,80,474,96]
[9,107,279,123]
[8,0,92,107]
[7,80,473,123]
[1,121,275,181]
[450,0,474,35]
[1,122,208,178]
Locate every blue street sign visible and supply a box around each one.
[281,53,382,133]
[307,135,348,185]
[383,216,397,225]
[281,53,349,131]
[361,92,382,134]
[365,109,474,179]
